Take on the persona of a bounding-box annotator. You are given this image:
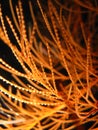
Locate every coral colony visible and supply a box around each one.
[0,0,98,129]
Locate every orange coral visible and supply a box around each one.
[0,0,98,129]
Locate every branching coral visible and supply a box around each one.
[0,0,98,129]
